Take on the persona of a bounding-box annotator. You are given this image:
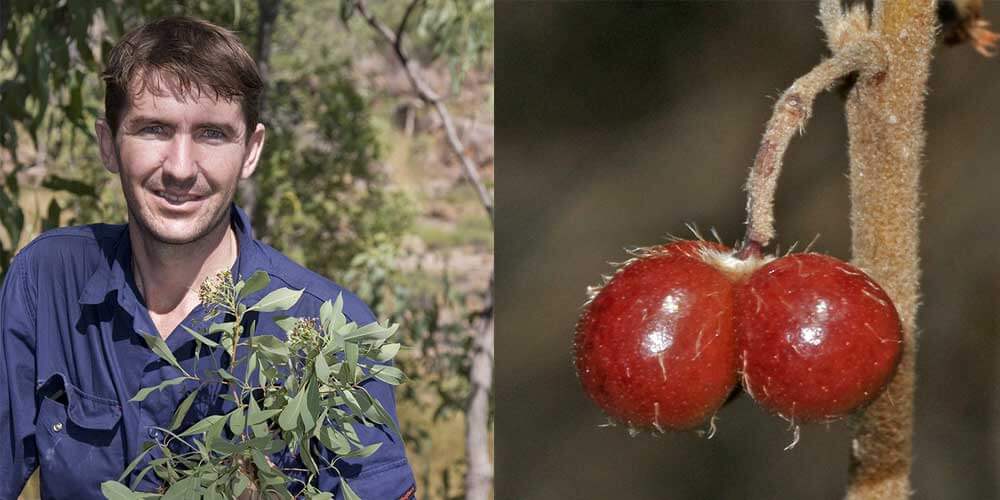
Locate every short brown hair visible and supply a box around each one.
[102,16,263,140]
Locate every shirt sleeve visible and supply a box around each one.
[0,253,38,498]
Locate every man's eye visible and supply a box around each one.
[140,125,167,135]
[201,129,226,140]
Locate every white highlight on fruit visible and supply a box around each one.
[801,326,824,346]
[661,294,680,314]
[643,328,673,355]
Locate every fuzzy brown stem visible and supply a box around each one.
[744,40,881,249]
[841,1,935,499]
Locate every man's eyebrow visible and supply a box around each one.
[124,115,171,127]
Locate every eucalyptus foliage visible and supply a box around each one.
[100,270,405,499]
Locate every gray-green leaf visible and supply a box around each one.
[179,414,225,437]
[169,386,201,430]
[239,270,270,300]
[248,287,304,313]
[341,478,362,500]
[140,333,186,375]
[279,382,307,432]
[101,481,139,500]
[181,324,218,348]
[131,376,189,402]
[370,365,406,385]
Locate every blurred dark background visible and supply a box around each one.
[497,2,1000,499]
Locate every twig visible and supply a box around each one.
[353,0,495,227]
[742,37,882,252]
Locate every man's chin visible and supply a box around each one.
[137,217,227,247]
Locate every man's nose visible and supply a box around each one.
[162,133,198,184]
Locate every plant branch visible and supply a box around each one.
[353,0,495,227]
[834,1,935,499]
[395,0,422,53]
[743,38,883,251]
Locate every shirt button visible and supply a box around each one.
[52,422,63,432]
[148,428,161,440]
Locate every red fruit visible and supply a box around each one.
[574,241,739,431]
[735,253,903,422]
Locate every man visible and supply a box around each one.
[0,16,415,499]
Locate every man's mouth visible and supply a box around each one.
[155,190,203,204]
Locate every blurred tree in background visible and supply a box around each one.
[1,0,493,498]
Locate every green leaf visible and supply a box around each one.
[131,376,189,402]
[205,413,233,453]
[254,335,290,358]
[373,343,401,362]
[101,480,139,500]
[274,316,298,334]
[169,386,201,430]
[215,368,240,386]
[232,471,250,497]
[228,407,247,436]
[342,388,367,416]
[208,321,236,334]
[181,324,218,348]
[315,352,332,384]
[140,333,187,375]
[369,396,402,438]
[248,396,268,438]
[370,365,406,385]
[179,414,225,437]
[340,442,382,459]
[342,321,397,343]
[317,426,350,455]
[117,441,156,482]
[302,377,321,432]
[239,270,270,300]
[248,408,282,426]
[319,299,334,331]
[329,294,346,334]
[279,382,307,432]
[163,476,200,500]
[300,437,318,474]
[345,342,359,383]
[248,287,304,313]
[341,478,362,500]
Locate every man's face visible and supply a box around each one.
[96,74,265,246]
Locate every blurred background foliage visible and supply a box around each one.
[1,0,493,498]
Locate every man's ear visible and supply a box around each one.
[240,123,266,179]
[95,120,120,174]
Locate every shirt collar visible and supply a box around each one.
[79,203,267,305]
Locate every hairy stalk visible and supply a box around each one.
[743,38,882,250]
[837,1,935,499]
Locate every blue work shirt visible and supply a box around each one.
[0,205,416,499]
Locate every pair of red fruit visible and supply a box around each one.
[574,240,903,434]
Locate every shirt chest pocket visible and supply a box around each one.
[36,373,126,497]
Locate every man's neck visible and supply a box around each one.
[129,218,238,319]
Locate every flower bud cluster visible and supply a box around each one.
[289,318,323,355]
[198,270,234,316]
